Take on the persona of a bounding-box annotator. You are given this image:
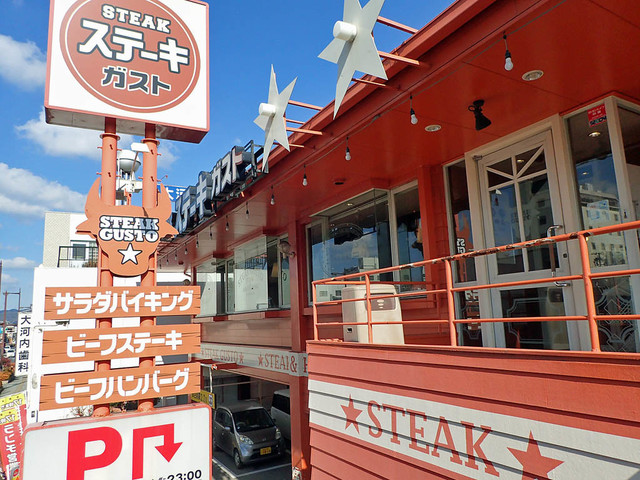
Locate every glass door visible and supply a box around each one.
[479,131,571,349]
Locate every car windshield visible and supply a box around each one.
[232,408,274,432]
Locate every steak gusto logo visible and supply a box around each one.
[77,179,178,277]
[60,0,200,112]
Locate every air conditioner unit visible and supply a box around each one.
[341,284,404,344]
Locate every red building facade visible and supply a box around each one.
[161,0,640,477]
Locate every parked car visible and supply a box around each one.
[212,401,285,468]
[270,389,291,441]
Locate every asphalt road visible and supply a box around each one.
[211,449,291,480]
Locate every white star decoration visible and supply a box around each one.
[319,0,387,117]
[118,243,142,265]
[254,65,297,173]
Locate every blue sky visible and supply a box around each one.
[0,0,453,308]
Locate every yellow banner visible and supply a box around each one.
[191,390,215,409]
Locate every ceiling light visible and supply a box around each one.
[516,158,525,163]
[588,131,601,138]
[468,99,491,131]
[425,124,441,132]
[522,70,544,81]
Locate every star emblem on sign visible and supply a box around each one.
[508,431,563,480]
[118,243,143,265]
[341,395,363,433]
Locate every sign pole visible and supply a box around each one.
[139,123,159,412]
[94,117,118,417]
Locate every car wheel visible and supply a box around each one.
[233,449,244,469]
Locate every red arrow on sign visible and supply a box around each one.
[132,424,183,479]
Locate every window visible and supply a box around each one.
[567,109,627,267]
[195,236,290,315]
[445,161,476,282]
[393,185,425,292]
[309,189,391,302]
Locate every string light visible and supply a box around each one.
[503,34,513,71]
[302,165,308,186]
[410,95,418,125]
[345,136,351,161]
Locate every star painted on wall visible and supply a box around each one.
[254,65,297,173]
[508,432,564,480]
[319,0,387,117]
[341,395,363,433]
[118,243,142,265]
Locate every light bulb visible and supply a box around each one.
[302,173,308,186]
[345,147,351,161]
[271,194,275,205]
[410,108,418,125]
[245,209,250,219]
[225,221,229,231]
[504,51,513,71]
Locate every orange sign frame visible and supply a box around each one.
[40,363,200,410]
[44,286,201,320]
[41,324,200,364]
[76,179,177,277]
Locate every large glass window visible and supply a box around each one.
[195,236,290,315]
[309,190,391,301]
[394,185,424,291]
[446,161,476,282]
[568,108,627,267]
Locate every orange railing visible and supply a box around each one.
[312,219,640,352]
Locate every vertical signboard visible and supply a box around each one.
[15,313,32,377]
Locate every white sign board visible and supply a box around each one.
[46,0,209,143]
[15,312,33,377]
[22,404,211,480]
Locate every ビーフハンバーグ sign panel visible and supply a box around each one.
[45,0,209,142]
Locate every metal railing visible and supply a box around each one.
[312,219,640,352]
[57,245,99,268]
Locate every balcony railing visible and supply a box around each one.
[312,220,640,352]
[57,245,99,268]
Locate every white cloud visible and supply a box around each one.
[0,163,86,218]
[0,244,19,252]
[16,110,134,159]
[0,34,46,90]
[1,257,37,269]
[0,272,18,285]
[16,110,178,167]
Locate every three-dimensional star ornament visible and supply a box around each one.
[341,395,363,433]
[319,0,387,117]
[254,65,297,172]
[508,432,564,480]
[118,243,143,265]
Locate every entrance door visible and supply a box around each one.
[479,131,571,349]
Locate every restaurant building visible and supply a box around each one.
[160,0,640,477]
